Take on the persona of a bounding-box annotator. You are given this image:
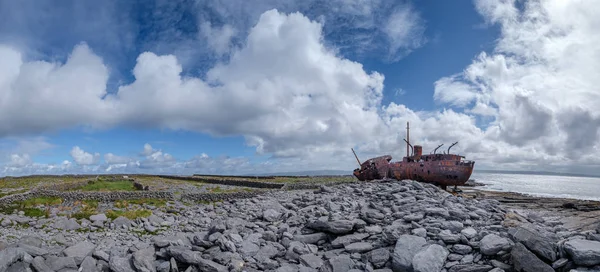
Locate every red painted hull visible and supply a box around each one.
[353,154,475,188]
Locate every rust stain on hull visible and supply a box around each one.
[352,122,475,189]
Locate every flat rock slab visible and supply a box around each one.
[563,239,600,266]
[480,234,511,255]
[508,225,557,262]
[412,244,449,272]
[63,241,96,263]
[391,235,427,272]
[511,242,554,272]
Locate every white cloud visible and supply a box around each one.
[383,3,427,61]
[141,143,155,156]
[0,43,115,136]
[200,21,237,56]
[104,153,133,164]
[430,0,600,172]
[1,2,600,176]
[8,154,32,167]
[70,146,100,165]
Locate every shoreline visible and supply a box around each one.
[459,185,600,232]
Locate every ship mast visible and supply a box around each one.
[406,122,410,157]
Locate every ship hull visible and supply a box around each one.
[353,156,475,189]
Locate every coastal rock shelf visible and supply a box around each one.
[1,180,600,271]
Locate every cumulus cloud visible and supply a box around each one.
[70,146,100,165]
[0,44,115,136]
[8,154,32,167]
[1,1,600,176]
[432,0,600,173]
[104,153,133,164]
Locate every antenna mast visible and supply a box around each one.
[406,122,410,157]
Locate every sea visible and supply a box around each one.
[471,172,600,201]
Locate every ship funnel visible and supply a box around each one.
[414,145,422,160]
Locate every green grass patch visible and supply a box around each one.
[23,208,45,217]
[21,196,63,207]
[82,200,98,209]
[106,209,152,220]
[75,180,135,192]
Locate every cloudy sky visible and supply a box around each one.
[0,0,598,176]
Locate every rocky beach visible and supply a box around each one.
[0,177,599,272]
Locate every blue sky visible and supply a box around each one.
[1,0,598,176]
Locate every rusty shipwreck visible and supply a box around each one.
[352,122,475,190]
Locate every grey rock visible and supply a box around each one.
[460,228,477,239]
[53,218,81,230]
[452,244,472,255]
[154,235,191,248]
[113,216,133,229]
[19,236,42,248]
[46,256,77,271]
[412,244,449,272]
[17,244,49,257]
[63,241,96,264]
[109,256,136,272]
[551,258,569,269]
[391,234,427,272]
[511,242,553,272]
[6,261,29,272]
[366,225,383,234]
[90,214,108,222]
[403,213,424,222]
[488,269,504,272]
[170,257,178,272]
[80,256,98,272]
[490,260,511,271]
[263,209,282,222]
[320,255,355,272]
[563,239,600,266]
[156,261,170,272]
[508,225,557,262]
[331,233,370,248]
[32,256,53,272]
[299,254,323,269]
[480,234,511,255]
[93,250,110,262]
[438,230,461,244]
[167,246,227,272]
[447,264,493,272]
[442,221,464,233]
[425,208,450,218]
[294,233,328,244]
[306,220,355,234]
[445,261,459,269]
[367,248,390,268]
[0,248,25,270]
[411,228,427,238]
[195,258,228,272]
[168,246,201,264]
[53,234,70,246]
[447,254,463,261]
[255,243,281,261]
[345,242,373,253]
[276,263,299,272]
[133,246,156,272]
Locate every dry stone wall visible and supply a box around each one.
[180,191,263,202]
[156,175,285,189]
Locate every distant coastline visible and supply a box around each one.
[473,169,600,179]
